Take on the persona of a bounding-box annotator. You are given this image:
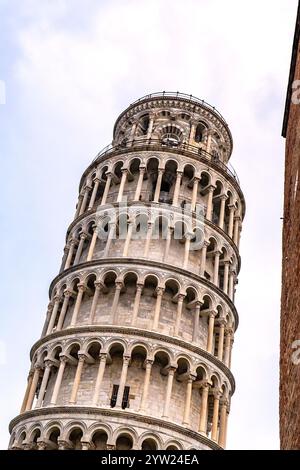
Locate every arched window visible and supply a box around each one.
[139,114,150,135]
[195,122,207,143]
[161,125,182,146]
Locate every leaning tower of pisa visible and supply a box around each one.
[9,92,245,451]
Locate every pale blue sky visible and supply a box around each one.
[0,0,298,449]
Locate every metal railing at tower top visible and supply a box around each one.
[90,138,240,185]
[129,91,228,126]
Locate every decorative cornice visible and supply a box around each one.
[9,406,222,450]
[29,325,235,392]
[49,257,239,329]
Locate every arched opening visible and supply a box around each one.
[116,433,133,450]
[92,430,108,450]
[161,125,182,146]
[138,114,150,136]
[194,122,207,143]
[107,343,128,409]
[146,158,159,201]
[180,164,195,207]
[141,438,158,450]
[48,427,60,450]
[29,428,41,449]
[160,160,177,203]
[69,428,83,450]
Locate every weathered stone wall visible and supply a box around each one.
[281,35,300,450]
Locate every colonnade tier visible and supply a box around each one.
[74,150,245,243]
[60,204,240,295]
[15,329,232,449]
[42,260,236,366]
[9,409,224,450]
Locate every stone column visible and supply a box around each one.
[200,241,208,276]
[199,383,210,434]
[192,302,201,342]
[134,167,146,201]
[88,178,100,210]
[101,174,112,205]
[228,271,234,300]
[233,216,240,245]
[20,371,34,413]
[103,221,116,258]
[153,169,164,203]
[206,186,215,221]
[74,194,84,219]
[64,240,76,269]
[46,296,61,335]
[81,441,92,451]
[228,336,234,369]
[191,177,199,212]
[143,221,153,258]
[123,221,133,256]
[73,232,87,265]
[183,375,195,426]
[228,205,235,238]
[236,221,242,248]
[70,284,85,327]
[189,122,197,145]
[89,282,102,324]
[217,320,226,361]
[172,171,182,206]
[41,302,53,337]
[183,234,191,269]
[129,121,137,144]
[111,281,122,324]
[206,311,216,354]
[69,354,86,404]
[152,287,164,330]
[206,132,212,154]
[56,290,72,331]
[50,356,67,405]
[224,329,233,367]
[131,283,143,326]
[162,367,176,418]
[211,390,221,441]
[36,361,52,408]
[116,356,131,408]
[25,366,40,411]
[213,251,220,286]
[87,224,98,261]
[174,294,185,336]
[117,169,128,202]
[139,359,153,412]
[146,115,154,140]
[162,226,172,263]
[92,353,107,406]
[79,186,91,216]
[218,195,227,230]
[223,261,230,295]
[218,399,229,448]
